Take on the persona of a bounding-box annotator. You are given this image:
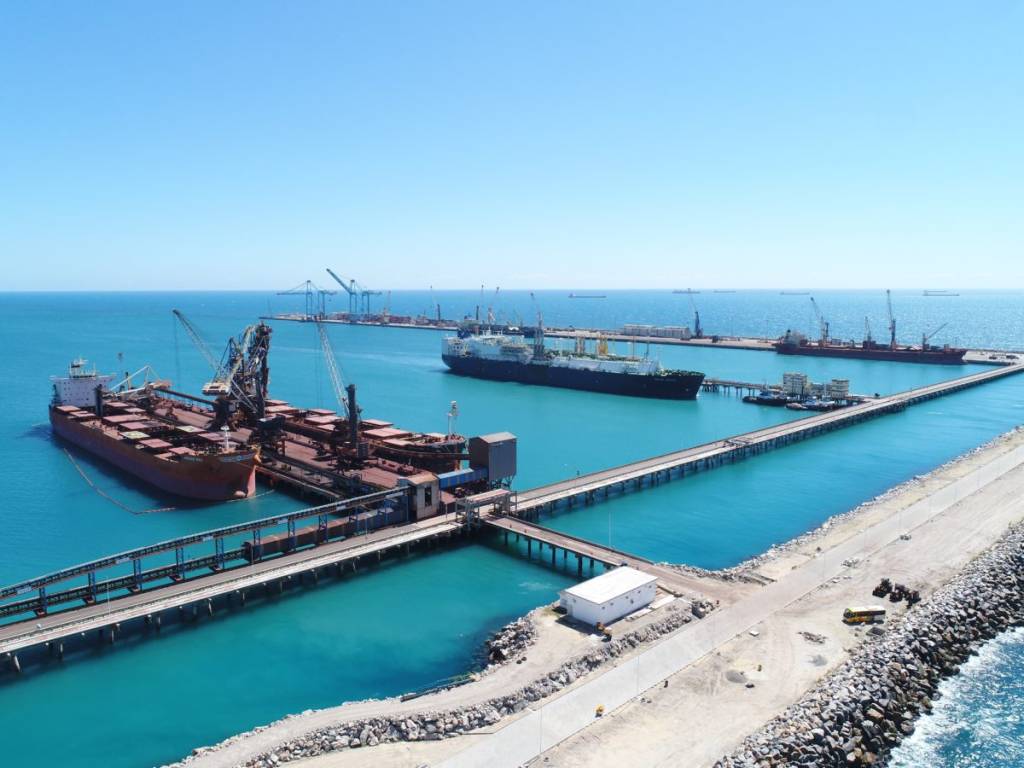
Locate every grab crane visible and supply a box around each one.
[886,289,897,349]
[809,296,829,344]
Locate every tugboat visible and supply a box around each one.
[742,389,791,407]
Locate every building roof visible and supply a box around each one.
[560,566,657,605]
[476,431,516,443]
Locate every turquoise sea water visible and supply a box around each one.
[0,291,1021,767]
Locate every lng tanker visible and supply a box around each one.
[442,330,704,399]
[50,359,256,501]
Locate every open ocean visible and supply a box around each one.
[0,289,1021,767]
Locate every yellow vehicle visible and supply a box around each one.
[843,605,887,624]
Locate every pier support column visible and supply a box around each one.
[206,599,214,617]
[577,556,583,577]
[527,539,532,558]
[551,547,556,567]
[589,558,594,572]
[10,654,20,674]
[155,614,162,631]
[57,643,64,660]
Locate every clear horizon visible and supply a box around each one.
[2,2,1021,291]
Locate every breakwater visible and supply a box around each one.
[715,523,1024,768]
[171,604,700,767]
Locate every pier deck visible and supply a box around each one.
[0,515,461,661]
[480,514,729,601]
[514,363,1024,515]
[3,364,1020,670]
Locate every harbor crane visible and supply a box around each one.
[172,310,224,390]
[314,319,360,446]
[886,289,897,349]
[864,316,873,344]
[688,293,703,339]
[325,268,383,316]
[809,296,829,344]
[277,280,335,319]
[922,322,948,350]
[486,286,500,326]
[172,310,272,424]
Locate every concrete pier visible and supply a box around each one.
[513,363,1024,516]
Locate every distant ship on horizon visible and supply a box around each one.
[568,293,606,299]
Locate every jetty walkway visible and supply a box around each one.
[513,363,1024,516]
[2,363,1020,671]
[0,511,461,668]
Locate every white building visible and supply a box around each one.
[558,566,658,626]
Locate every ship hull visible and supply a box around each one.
[774,344,967,365]
[442,355,704,399]
[50,410,256,501]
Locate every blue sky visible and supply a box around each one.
[1,2,1021,290]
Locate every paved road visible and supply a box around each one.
[439,442,1024,768]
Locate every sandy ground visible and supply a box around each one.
[184,586,690,768]
[537,431,1024,768]
[186,429,1024,768]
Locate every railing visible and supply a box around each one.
[0,487,408,619]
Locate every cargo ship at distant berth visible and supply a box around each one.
[773,331,967,365]
[49,359,256,501]
[774,291,968,365]
[442,329,705,399]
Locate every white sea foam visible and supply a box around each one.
[890,627,1024,767]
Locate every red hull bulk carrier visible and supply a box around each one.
[50,359,256,501]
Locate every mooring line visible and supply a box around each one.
[63,448,177,515]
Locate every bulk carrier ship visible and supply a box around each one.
[50,359,256,501]
[774,292,967,365]
[773,332,967,364]
[442,327,705,399]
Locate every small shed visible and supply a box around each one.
[559,567,657,626]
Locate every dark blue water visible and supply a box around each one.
[0,291,1019,767]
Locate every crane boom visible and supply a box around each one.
[886,289,896,349]
[809,297,829,344]
[687,293,703,338]
[326,268,357,296]
[315,320,350,419]
[172,310,222,375]
[922,322,948,348]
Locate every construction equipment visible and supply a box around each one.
[277,280,335,319]
[886,289,897,349]
[809,296,829,344]
[922,323,948,350]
